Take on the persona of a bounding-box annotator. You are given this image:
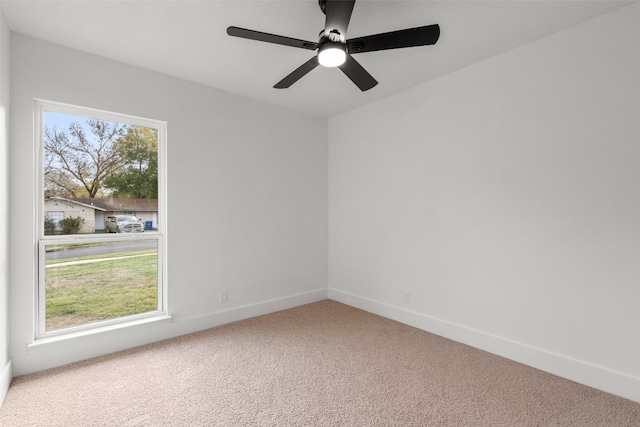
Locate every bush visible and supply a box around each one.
[44,217,57,235]
[59,216,85,234]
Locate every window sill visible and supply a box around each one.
[29,314,172,349]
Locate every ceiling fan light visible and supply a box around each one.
[318,43,346,67]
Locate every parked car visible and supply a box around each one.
[106,215,145,233]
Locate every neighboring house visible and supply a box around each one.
[44,197,159,233]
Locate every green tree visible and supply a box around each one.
[44,120,128,198]
[103,126,158,199]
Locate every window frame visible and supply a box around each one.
[34,99,168,339]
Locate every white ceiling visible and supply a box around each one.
[2,0,636,118]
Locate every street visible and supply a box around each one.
[46,239,157,261]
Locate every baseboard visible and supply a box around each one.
[0,360,11,406]
[12,288,328,377]
[329,288,640,403]
[172,288,329,334]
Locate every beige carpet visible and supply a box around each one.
[1,300,638,426]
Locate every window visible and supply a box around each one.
[35,100,167,338]
[45,211,64,232]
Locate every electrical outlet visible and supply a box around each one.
[403,291,410,304]
[219,290,228,304]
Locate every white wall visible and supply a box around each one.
[9,34,328,375]
[329,3,640,402]
[0,3,11,405]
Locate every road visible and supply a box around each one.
[46,239,157,261]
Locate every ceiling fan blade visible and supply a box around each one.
[347,24,440,54]
[338,55,377,92]
[324,0,356,41]
[227,26,318,50]
[274,56,320,89]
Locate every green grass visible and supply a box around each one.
[45,250,158,331]
[46,249,156,266]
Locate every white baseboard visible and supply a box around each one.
[12,288,328,377]
[329,288,640,403]
[172,288,329,335]
[0,360,11,406]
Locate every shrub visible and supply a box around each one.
[44,217,57,235]
[59,216,85,234]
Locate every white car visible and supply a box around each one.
[106,215,145,233]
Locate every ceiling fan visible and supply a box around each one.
[227,0,440,91]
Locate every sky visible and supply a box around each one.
[44,111,86,129]
[44,111,112,136]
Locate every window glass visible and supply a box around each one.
[43,111,158,235]
[44,240,159,332]
[36,100,166,337]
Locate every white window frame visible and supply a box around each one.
[34,99,168,339]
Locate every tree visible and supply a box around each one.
[103,126,158,199]
[44,119,128,198]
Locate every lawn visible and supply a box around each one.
[45,249,158,331]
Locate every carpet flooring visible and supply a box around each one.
[0,300,638,426]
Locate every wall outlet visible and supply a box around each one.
[403,291,410,304]
[219,290,228,304]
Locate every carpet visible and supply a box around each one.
[1,300,638,426]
